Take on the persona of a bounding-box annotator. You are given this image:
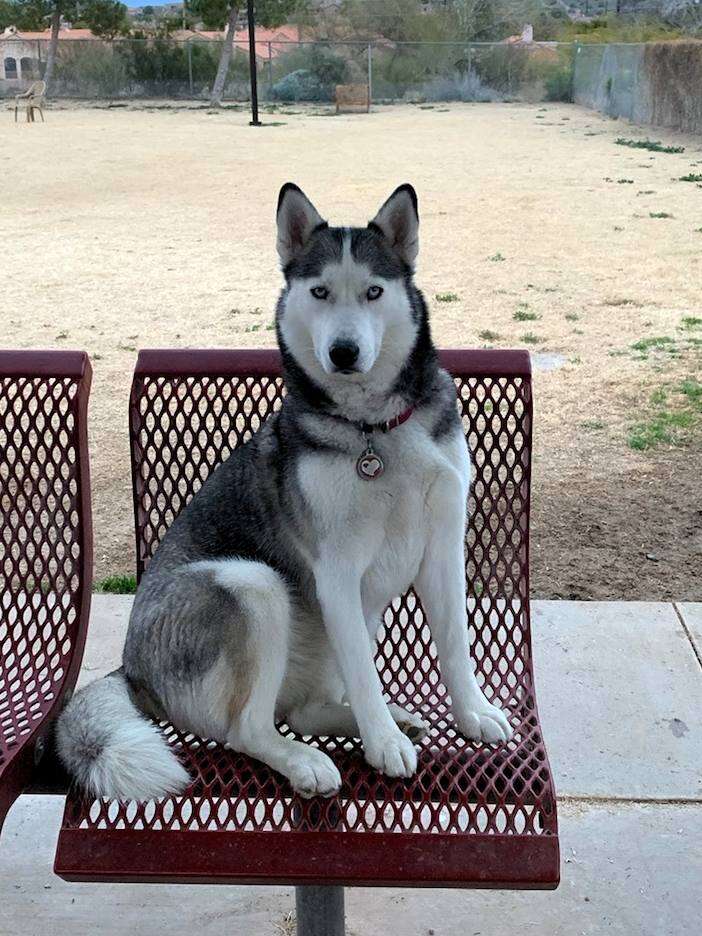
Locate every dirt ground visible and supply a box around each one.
[2,100,701,599]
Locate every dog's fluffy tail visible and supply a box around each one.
[55,669,190,800]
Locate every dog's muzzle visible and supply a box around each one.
[328,340,360,373]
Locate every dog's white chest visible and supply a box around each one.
[360,482,427,612]
[297,424,466,614]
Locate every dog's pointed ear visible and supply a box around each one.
[369,184,419,267]
[276,183,325,266]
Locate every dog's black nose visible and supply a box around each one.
[329,341,359,371]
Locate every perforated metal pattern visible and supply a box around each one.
[57,349,558,887]
[0,351,92,830]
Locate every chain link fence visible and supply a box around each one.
[573,41,702,133]
[1,37,575,104]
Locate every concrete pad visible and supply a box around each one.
[676,602,702,662]
[0,796,291,936]
[81,597,702,800]
[532,600,702,800]
[1,796,700,936]
[76,594,132,689]
[344,802,702,936]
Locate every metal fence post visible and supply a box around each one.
[295,886,345,936]
[267,41,273,96]
[187,41,193,97]
[367,42,372,107]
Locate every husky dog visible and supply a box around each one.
[56,183,512,800]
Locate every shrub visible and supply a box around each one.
[54,41,129,97]
[271,69,332,102]
[307,46,349,86]
[526,46,574,102]
[421,69,501,103]
[269,45,351,101]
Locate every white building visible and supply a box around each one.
[1,25,96,88]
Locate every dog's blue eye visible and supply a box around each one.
[311,286,329,300]
[367,285,383,301]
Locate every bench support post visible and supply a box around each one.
[295,885,345,936]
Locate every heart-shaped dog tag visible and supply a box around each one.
[356,448,385,481]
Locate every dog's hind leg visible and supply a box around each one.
[204,560,342,799]
[287,701,428,743]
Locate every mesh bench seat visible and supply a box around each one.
[54,347,559,889]
[0,350,92,833]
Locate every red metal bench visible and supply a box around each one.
[54,347,559,897]
[0,350,92,833]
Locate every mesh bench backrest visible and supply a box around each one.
[0,351,92,780]
[129,348,533,709]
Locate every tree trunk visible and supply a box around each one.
[210,7,240,105]
[42,8,61,97]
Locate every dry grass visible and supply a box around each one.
[2,99,701,598]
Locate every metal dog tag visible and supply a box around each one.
[356,445,384,481]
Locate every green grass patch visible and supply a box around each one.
[615,138,684,154]
[581,419,605,430]
[435,292,460,303]
[649,211,673,219]
[521,332,544,345]
[680,378,702,403]
[631,336,676,353]
[513,308,540,322]
[627,379,702,451]
[680,317,702,330]
[617,178,634,184]
[478,329,500,341]
[565,312,580,321]
[679,173,702,183]
[95,574,137,594]
[487,252,506,262]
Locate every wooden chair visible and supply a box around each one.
[14,81,46,124]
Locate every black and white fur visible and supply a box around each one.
[56,184,512,801]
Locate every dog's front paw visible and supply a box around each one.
[364,727,418,778]
[289,747,342,798]
[454,697,513,744]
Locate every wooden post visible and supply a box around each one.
[246,0,260,126]
[267,40,273,96]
